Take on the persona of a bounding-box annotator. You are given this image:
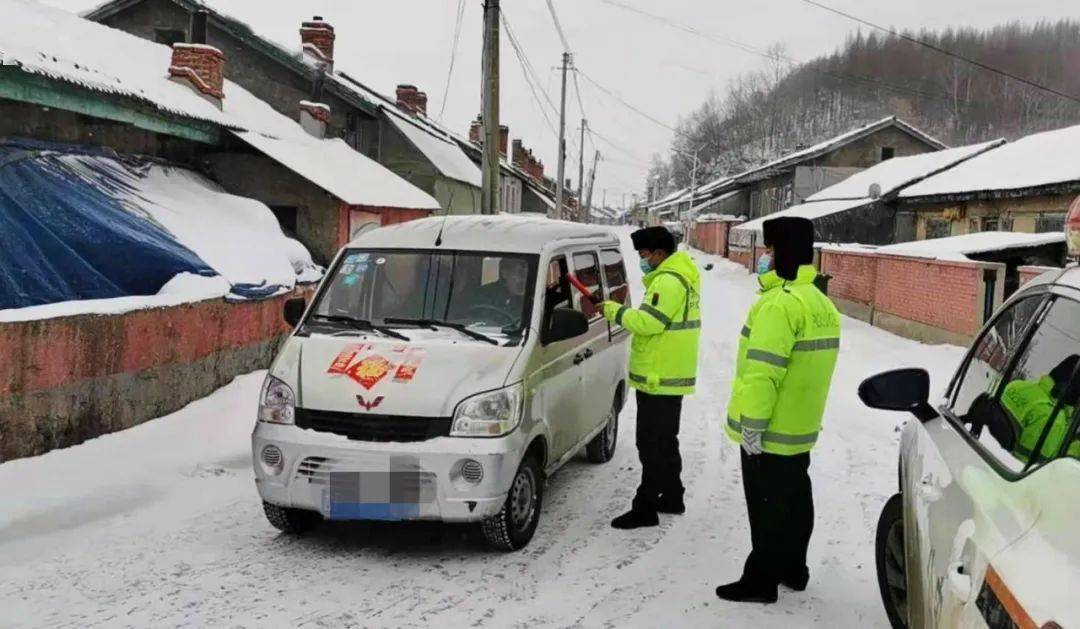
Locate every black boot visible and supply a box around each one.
[714,580,778,604]
[656,495,686,515]
[780,567,809,591]
[610,509,659,529]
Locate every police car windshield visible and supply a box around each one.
[310,249,537,338]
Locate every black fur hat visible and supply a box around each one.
[631,226,676,254]
[762,217,814,280]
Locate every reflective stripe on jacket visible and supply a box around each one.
[725,265,840,455]
[602,250,701,396]
[1001,376,1080,462]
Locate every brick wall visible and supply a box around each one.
[820,249,878,307]
[0,287,313,461]
[818,247,1004,345]
[1018,265,1061,287]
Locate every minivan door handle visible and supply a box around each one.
[573,353,586,365]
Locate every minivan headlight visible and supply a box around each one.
[451,383,523,437]
[258,375,295,425]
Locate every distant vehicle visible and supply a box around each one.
[860,265,1080,628]
[252,215,630,550]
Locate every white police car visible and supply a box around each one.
[860,233,1080,629]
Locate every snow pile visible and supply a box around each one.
[63,157,322,290]
[901,124,1080,197]
[806,140,1005,202]
[384,109,482,188]
[877,231,1067,261]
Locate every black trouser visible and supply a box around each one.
[740,449,814,587]
[632,390,684,513]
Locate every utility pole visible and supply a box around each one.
[584,150,600,222]
[480,0,500,216]
[554,52,570,220]
[577,119,587,222]
[601,188,607,222]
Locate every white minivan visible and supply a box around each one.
[860,266,1080,628]
[252,215,630,550]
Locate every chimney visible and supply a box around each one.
[396,84,420,114]
[415,91,428,116]
[512,139,526,167]
[300,16,335,69]
[469,116,482,143]
[169,12,225,108]
[498,125,509,156]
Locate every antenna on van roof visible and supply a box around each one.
[434,188,456,247]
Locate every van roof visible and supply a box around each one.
[348,214,620,253]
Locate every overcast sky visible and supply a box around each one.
[43,0,1078,206]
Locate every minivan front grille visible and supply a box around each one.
[294,408,452,443]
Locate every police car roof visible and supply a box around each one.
[348,214,620,254]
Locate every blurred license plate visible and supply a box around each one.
[321,470,434,521]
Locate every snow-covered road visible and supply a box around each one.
[0,232,967,628]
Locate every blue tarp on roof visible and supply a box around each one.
[0,139,217,310]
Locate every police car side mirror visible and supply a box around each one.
[543,308,589,345]
[858,368,940,423]
[283,297,307,328]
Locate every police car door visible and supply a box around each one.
[918,294,1048,628]
[953,291,1080,629]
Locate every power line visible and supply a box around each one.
[598,0,951,104]
[437,0,467,122]
[576,68,693,140]
[544,0,571,53]
[799,0,1080,105]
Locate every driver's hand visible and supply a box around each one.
[586,293,603,305]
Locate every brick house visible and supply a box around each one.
[897,124,1080,242]
[691,117,946,220]
[84,0,486,214]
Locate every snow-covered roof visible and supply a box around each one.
[900,124,1080,199]
[732,199,873,236]
[233,132,439,210]
[695,213,742,223]
[384,109,482,188]
[650,187,688,210]
[877,231,1067,261]
[349,215,617,254]
[806,140,1006,202]
[0,0,438,210]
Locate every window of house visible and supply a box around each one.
[926,218,952,239]
[880,147,896,161]
[981,217,1000,232]
[345,112,362,152]
[154,28,187,46]
[600,248,629,307]
[571,251,603,321]
[1036,213,1066,234]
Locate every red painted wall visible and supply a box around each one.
[1018,265,1060,287]
[873,256,984,337]
[820,249,879,307]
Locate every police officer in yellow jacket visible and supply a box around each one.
[716,217,841,604]
[600,226,702,529]
[1001,355,1080,463]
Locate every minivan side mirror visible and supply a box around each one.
[543,308,590,345]
[283,297,307,328]
[858,368,940,422]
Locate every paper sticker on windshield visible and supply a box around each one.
[347,354,393,389]
[393,348,425,383]
[327,344,366,375]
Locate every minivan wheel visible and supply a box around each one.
[586,397,619,463]
[875,493,908,629]
[263,501,321,534]
[480,456,543,551]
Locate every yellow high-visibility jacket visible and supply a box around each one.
[726,265,841,455]
[602,250,701,396]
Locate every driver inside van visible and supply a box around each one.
[472,259,528,327]
[1001,354,1080,462]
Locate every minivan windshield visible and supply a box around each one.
[308,249,537,342]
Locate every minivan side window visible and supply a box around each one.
[571,251,604,321]
[543,256,572,330]
[949,295,1080,473]
[601,249,630,307]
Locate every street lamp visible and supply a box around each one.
[672,142,708,230]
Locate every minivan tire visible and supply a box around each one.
[263,501,321,534]
[875,493,908,629]
[480,455,543,551]
[586,395,620,463]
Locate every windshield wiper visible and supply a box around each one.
[310,314,410,341]
[383,317,499,345]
